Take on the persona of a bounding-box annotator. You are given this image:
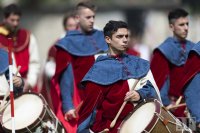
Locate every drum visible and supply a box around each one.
[1,93,65,133]
[119,99,192,133]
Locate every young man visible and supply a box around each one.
[0,4,40,92]
[150,8,195,117]
[176,42,200,132]
[50,2,108,132]
[77,20,161,133]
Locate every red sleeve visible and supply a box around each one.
[54,47,71,80]
[78,82,103,124]
[150,50,170,90]
[177,53,200,92]
[47,45,57,60]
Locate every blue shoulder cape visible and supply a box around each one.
[56,29,108,56]
[0,49,9,74]
[157,37,195,66]
[82,54,150,85]
[190,42,200,56]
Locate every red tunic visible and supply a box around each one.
[78,80,134,133]
[150,50,186,117]
[177,52,200,93]
[0,28,30,78]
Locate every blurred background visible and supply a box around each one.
[0,0,200,62]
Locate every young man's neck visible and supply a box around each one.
[77,26,93,34]
[108,49,125,56]
[173,35,186,42]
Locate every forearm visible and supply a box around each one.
[137,80,158,100]
[59,64,75,113]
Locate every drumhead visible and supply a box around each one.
[120,101,157,133]
[2,93,44,130]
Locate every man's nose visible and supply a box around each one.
[184,24,188,30]
[13,20,19,27]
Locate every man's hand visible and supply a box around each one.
[124,90,140,102]
[13,76,23,88]
[64,109,77,121]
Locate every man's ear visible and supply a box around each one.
[105,36,111,44]
[75,15,80,23]
[169,23,174,31]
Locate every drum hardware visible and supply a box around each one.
[119,98,192,133]
[154,112,177,133]
[143,130,150,133]
[39,94,64,133]
[1,92,65,133]
[25,126,32,133]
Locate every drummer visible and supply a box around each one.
[0,48,24,103]
[77,20,161,133]
[176,42,200,132]
[0,48,24,132]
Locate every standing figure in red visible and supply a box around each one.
[150,8,195,117]
[77,20,161,133]
[0,4,40,92]
[176,42,200,132]
[50,2,108,132]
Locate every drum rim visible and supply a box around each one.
[2,92,47,133]
[119,98,161,133]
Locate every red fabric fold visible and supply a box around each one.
[177,53,200,93]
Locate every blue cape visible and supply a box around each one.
[56,29,108,56]
[157,37,195,66]
[82,54,150,85]
[0,49,9,74]
[190,42,200,56]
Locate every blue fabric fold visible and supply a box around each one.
[157,37,194,66]
[190,41,200,56]
[56,29,108,56]
[0,48,9,74]
[82,54,150,85]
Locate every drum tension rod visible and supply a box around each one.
[163,118,169,126]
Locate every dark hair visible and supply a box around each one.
[3,4,22,18]
[76,1,97,13]
[63,12,76,28]
[168,8,188,24]
[103,20,128,38]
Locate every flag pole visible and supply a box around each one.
[8,39,15,133]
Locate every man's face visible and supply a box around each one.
[106,28,129,55]
[64,17,77,31]
[4,13,20,30]
[170,17,189,41]
[76,8,95,33]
